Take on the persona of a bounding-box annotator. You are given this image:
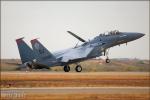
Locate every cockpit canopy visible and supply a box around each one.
[110,30,120,35]
[99,30,120,36]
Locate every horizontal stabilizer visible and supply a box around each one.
[67,31,86,42]
[6,62,22,66]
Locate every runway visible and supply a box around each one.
[2,87,149,94]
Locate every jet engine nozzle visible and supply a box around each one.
[24,61,33,69]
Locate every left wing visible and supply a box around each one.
[67,31,86,42]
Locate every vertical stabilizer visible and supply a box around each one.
[30,39,56,61]
[16,37,35,63]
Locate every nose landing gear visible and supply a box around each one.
[104,49,111,63]
[106,57,110,63]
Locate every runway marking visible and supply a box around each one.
[2,87,149,94]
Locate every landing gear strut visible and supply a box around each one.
[104,49,111,63]
[75,65,82,72]
[64,65,70,72]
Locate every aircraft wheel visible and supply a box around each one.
[64,65,70,72]
[106,58,110,63]
[75,65,82,72]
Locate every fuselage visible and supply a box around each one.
[43,31,144,67]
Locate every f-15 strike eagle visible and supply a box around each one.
[16,30,144,72]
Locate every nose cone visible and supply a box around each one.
[120,32,145,43]
[136,33,145,38]
[128,32,145,41]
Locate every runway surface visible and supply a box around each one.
[2,87,149,94]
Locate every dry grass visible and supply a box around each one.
[1,59,149,71]
[1,72,149,88]
[1,93,149,100]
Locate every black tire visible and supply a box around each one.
[75,65,82,72]
[106,59,110,63]
[64,65,70,72]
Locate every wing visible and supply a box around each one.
[67,31,86,42]
[60,46,94,62]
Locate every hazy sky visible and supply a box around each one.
[1,1,149,59]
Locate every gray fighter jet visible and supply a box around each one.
[16,30,145,72]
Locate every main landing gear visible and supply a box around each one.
[64,65,70,72]
[64,64,82,72]
[75,65,82,72]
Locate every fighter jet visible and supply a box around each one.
[16,30,145,72]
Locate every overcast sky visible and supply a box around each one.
[1,1,149,59]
